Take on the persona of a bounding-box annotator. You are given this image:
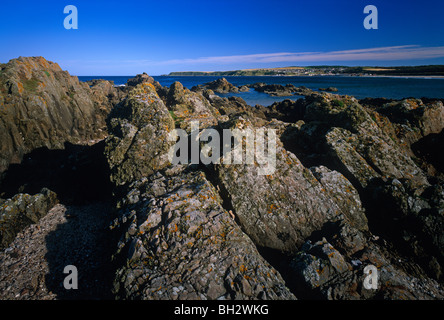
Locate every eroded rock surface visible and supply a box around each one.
[0,56,118,173]
[1,61,444,300]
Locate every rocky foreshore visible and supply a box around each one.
[1,57,444,300]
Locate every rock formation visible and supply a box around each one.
[319,87,338,92]
[1,58,444,300]
[195,77,240,93]
[249,83,316,97]
[0,188,57,250]
[0,56,119,174]
[105,80,444,299]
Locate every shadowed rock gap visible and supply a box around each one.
[0,141,118,299]
[203,165,304,299]
[281,128,441,281]
[411,129,444,174]
[44,202,115,299]
[0,141,113,205]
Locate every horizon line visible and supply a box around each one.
[71,63,444,77]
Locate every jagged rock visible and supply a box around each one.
[265,99,306,123]
[290,238,444,300]
[104,78,296,300]
[166,81,220,132]
[319,87,338,92]
[358,242,444,300]
[1,57,443,301]
[0,56,117,173]
[366,178,444,281]
[326,126,429,191]
[111,166,295,300]
[324,127,383,189]
[304,94,374,133]
[87,79,126,107]
[205,92,268,121]
[309,166,368,232]
[105,82,175,188]
[377,99,444,136]
[0,188,57,249]
[211,117,368,253]
[369,99,444,155]
[238,85,249,92]
[412,130,444,176]
[198,77,239,93]
[248,83,316,97]
[251,83,296,97]
[285,94,430,190]
[290,239,351,291]
[127,72,155,87]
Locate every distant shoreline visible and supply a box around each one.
[166,65,444,78]
[161,74,444,79]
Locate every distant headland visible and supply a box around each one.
[168,65,444,77]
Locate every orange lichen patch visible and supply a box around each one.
[267,203,279,214]
[16,82,24,94]
[239,264,247,273]
[154,286,162,292]
[137,230,145,236]
[316,267,325,275]
[405,99,421,110]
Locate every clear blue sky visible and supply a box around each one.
[1,0,444,75]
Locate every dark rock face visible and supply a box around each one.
[251,83,296,97]
[0,56,117,174]
[412,129,444,175]
[127,72,154,87]
[0,57,120,268]
[105,82,175,188]
[0,188,57,249]
[249,83,316,97]
[106,84,296,300]
[319,87,338,92]
[211,117,368,253]
[102,79,444,300]
[197,77,239,93]
[111,167,295,300]
[265,99,306,123]
[166,81,220,132]
[2,59,444,300]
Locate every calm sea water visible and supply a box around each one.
[78,75,444,107]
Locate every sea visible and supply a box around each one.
[77,75,444,107]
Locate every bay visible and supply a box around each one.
[78,75,444,107]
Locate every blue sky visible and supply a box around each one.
[1,0,444,75]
